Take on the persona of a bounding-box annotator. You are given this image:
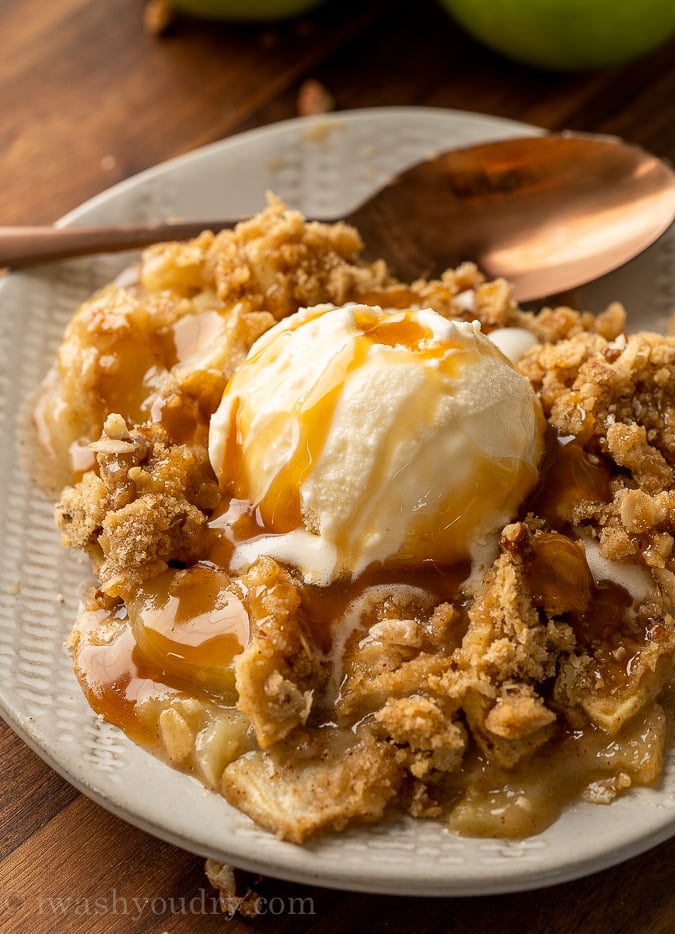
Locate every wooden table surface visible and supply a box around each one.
[2,1,675,931]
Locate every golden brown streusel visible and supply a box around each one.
[35,198,675,843]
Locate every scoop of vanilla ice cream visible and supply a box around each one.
[209,303,546,584]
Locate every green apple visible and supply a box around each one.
[169,0,325,20]
[438,0,675,70]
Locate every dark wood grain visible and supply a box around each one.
[2,0,675,930]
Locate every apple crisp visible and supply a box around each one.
[34,196,675,842]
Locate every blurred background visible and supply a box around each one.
[3,0,675,225]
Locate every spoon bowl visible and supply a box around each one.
[350,133,675,300]
[2,133,674,302]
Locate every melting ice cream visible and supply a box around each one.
[209,303,546,584]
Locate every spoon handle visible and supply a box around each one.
[0,221,240,269]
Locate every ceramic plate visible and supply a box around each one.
[1,108,675,897]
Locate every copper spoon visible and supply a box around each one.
[2,134,675,302]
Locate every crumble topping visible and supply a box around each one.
[34,196,675,843]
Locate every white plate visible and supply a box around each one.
[2,107,675,897]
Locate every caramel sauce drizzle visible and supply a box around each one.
[72,323,654,792]
[74,606,178,747]
[216,308,472,536]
